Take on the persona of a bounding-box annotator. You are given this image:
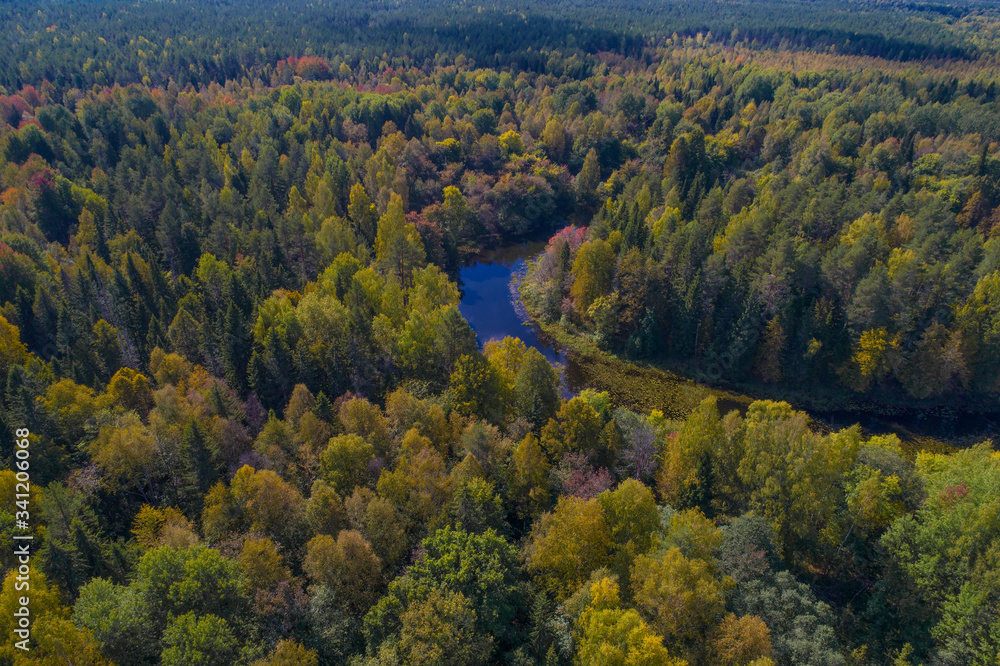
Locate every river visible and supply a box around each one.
[458,242,999,448]
[457,241,564,367]
[458,241,754,415]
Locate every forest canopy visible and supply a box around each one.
[1,0,999,664]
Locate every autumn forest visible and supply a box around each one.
[0,0,999,664]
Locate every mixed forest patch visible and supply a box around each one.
[1,0,1000,664]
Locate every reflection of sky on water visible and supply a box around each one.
[458,247,565,369]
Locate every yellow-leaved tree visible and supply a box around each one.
[576,577,687,666]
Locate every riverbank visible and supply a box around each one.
[539,315,965,453]
[515,273,974,455]
[457,239,988,453]
[530,314,749,418]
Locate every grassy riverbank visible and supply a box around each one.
[519,279,968,455]
[533,316,749,418]
[539,315,966,454]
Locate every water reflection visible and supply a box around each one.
[458,242,573,392]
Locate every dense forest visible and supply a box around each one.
[0,0,999,664]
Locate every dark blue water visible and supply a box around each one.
[458,242,565,368]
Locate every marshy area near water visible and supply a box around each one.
[458,242,999,451]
